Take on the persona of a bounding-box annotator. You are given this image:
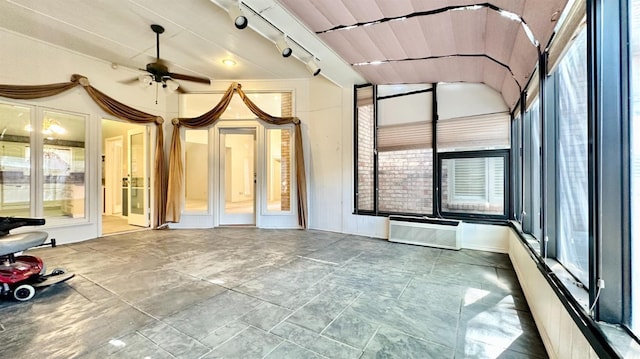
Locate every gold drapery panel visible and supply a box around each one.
[0,74,167,229]
[166,82,307,228]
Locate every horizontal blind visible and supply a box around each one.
[377,121,431,151]
[437,113,510,152]
[356,86,374,107]
[453,158,486,199]
[489,157,505,203]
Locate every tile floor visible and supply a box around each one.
[0,228,548,358]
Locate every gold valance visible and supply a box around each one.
[166,82,308,228]
[0,74,167,229]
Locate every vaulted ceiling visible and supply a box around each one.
[0,0,569,108]
[278,0,569,107]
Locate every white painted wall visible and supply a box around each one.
[508,229,599,359]
[460,222,509,253]
[306,77,345,232]
[0,29,173,244]
[437,82,509,120]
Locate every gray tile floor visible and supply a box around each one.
[0,228,548,358]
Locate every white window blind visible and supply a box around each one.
[356,86,373,107]
[450,157,504,203]
[437,113,510,152]
[453,158,486,200]
[377,122,432,151]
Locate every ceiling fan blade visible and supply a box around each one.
[169,72,211,85]
[118,77,140,84]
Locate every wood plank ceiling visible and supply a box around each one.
[278,0,569,107]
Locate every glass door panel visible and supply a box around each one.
[219,128,255,225]
[128,128,149,227]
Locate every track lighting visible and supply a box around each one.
[232,1,321,77]
[229,1,248,30]
[306,58,321,76]
[275,35,292,57]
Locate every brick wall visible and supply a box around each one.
[378,148,432,214]
[280,93,292,211]
[357,105,375,211]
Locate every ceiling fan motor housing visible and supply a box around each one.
[146,62,169,82]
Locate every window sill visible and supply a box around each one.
[509,221,640,358]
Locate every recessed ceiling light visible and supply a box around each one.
[222,59,236,66]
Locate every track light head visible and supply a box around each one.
[229,2,248,30]
[306,59,321,76]
[276,36,292,58]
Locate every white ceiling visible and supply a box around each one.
[0,0,569,107]
[0,0,364,91]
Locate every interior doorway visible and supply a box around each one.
[104,136,123,215]
[219,128,256,225]
[101,119,150,235]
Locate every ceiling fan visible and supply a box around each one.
[127,24,211,93]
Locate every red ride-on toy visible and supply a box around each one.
[0,217,74,301]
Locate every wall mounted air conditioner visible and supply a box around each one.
[388,216,461,250]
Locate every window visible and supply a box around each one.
[437,113,510,217]
[0,103,32,217]
[184,129,208,212]
[555,27,589,287]
[42,111,86,220]
[441,153,507,216]
[523,98,542,240]
[529,99,542,240]
[266,128,292,212]
[377,100,432,214]
[354,84,433,216]
[355,85,375,212]
[0,104,86,220]
[630,0,640,334]
[512,112,523,221]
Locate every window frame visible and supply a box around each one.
[438,149,510,220]
[353,84,437,218]
[0,101,89,224]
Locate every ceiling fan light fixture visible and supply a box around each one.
[276,36,292,57]
[229,2,248,30]
[138,74,153,87]
[306,59,321,76]
[164,79,180,92]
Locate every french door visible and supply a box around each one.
[218,128,256,225]
[127,127,149,227]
